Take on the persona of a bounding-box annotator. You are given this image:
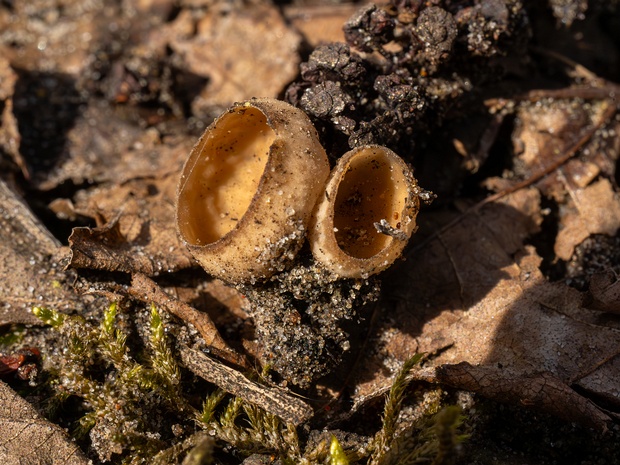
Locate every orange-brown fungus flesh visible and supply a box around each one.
[333,148,406,258]
[178,108,275,245]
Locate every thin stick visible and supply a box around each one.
[411,101,617,254]
[128,272,248,368]
[179,344,313,425]
[485,86,619,108]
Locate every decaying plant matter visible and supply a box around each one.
[30,303,462,464]
[286,0,530,166]
[2,0,620,463]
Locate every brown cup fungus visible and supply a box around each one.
[309,145,420,278]
[177,98,330,283]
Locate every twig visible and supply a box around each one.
[128,272,248,369]
[485,86,619,108]
[179,343,313,425]
[531,46,605,85]
[411,101,617,254]
[486,47,620,106]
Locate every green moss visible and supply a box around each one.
[32,304,464,464]
[0,324,25,346]
[431,406,467,465]
[368,353,424,463]
[32,306,65,328]
[363,354,466,465]
[34,303,187,463]
[329,436,350,465]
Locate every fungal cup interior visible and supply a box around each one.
[177,108,275,245]
[333,149,407,258]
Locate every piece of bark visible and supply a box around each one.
[0,179,82,326]
[179,344,313,426]
[0,380,90,464]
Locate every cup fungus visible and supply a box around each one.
[308,145,420,278]
[176,98,330,283]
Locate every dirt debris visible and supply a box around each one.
[1,0,620,463]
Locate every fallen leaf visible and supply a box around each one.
[512,99,616,202]
[0,0,114,76]
[169,3,301,117]
[0,179,82,326]
[417,249,620,380]
[32,101,192,191]
[350,187,620,430]
[416,363,611,431]
[577,354,620,407]
[513,100,590,180]
[0,380,90,464]
[0,347,40,383]
[0,55,16,102]
[554,178,620,260]
[284,4,359,47]
[585,272,620,313]
[0,56,26,177]
[67,175,193,275]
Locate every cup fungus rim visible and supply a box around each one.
[176,97,331,283]
[309,144,420,278]
[177,102,279,251]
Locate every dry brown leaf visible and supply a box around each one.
[0,180,82,326]
[512,99,615,202]
[0,380,90,464]
[0,55,15,102]
[68,174,193,275]
[0,99,23,175]
[577,354,620,407]
[416,363,611,431]
[0,0,114,76]
[585,272,620,313]
[34,102,192,190]
[0,0,200,192]
[414,248,620,378]
[169,3,301,116]
[284,4,360,47]
[0,56,26,176]
[554,178,620,260]
[351,189,542,396]
[513,100,590,178]
[350,187,620,430]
